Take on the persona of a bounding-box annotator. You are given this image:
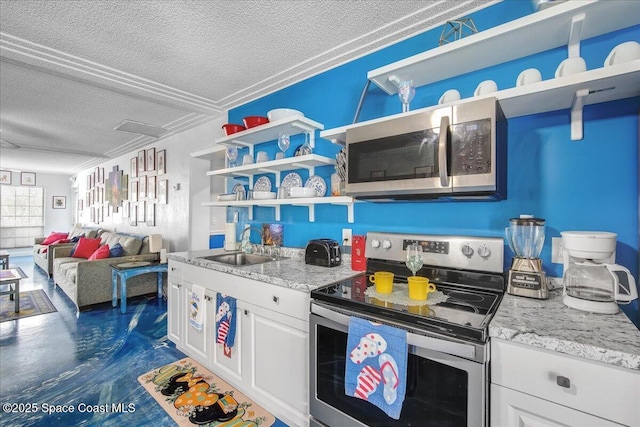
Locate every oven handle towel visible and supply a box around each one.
[215,294,237,352]
[344,316,408,420]
[189,284,206,332]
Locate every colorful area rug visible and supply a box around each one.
[138,357,276,427]
[0,289,57,322]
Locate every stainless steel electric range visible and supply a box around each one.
[309,232,505,427]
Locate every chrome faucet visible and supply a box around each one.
[240,226,264,254]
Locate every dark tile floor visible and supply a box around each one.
[0,256,288,427]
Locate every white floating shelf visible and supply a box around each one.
[207,154,335,178]
[202,196,356,223]
[321,60,640,144]
[368,0,639,95]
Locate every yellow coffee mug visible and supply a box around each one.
[408,276,436,300]
[369,271,394,294]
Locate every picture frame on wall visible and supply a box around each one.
[146,148,156,172]
[122,200,129,218]
[21,172,36,186]
[138,150,146,173]
[53,196,66,209]
[147,175,156,200]
[158,179,168,204]
[130,157,138,178]
[137,201,146,223]
[0,170,12,185]
[157,150,166,175]
[130,204,138,226]
[130,181,138,202]
[139,175,147,200]
[147,203,155,226]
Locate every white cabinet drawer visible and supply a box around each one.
[244,280,309,321]
[491,339,640,426]
[491,384,622,427]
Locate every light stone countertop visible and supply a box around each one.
[168,249,640,370]
[167,247,362,293]
[490,289,640,370]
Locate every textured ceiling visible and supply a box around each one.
[0,0,491,175]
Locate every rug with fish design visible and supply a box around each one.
[138,357,275,427]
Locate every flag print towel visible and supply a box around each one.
[215,294,237,349]
[188,284,205,331]
[344,316,408,420]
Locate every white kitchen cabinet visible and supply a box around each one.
[191,115,356,223]
[167,261,183,347]
[322,0,640,144]
[209,299,245,386]
[182,280,212,365]
[243,301,309,427]
[490,338,640,426]
[490,384,622,427]
[166,259,310,427]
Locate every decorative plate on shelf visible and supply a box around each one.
[281,172,303,196]
[254,176,272,192]
[305,175,327,197]
[232,183,246,200]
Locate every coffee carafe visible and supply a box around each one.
[505,215,548,299]
[561,231,638,314]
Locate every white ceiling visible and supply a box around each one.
[0,0,492,176]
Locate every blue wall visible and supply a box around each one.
[227,2,639,296]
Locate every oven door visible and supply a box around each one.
[310,303,487,427]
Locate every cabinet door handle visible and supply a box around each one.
[272,296,280,304]
[244,309,249,316]
[556,375,571,388]
[171,267,176,271]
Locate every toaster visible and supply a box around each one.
[305,239,341,268]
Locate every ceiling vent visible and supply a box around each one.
[114,120,168,138]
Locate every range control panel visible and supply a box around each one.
[365,231,504,274]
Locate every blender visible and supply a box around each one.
[561,231,638,314]
[505,215,548,299]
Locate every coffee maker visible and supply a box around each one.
[561,231,638,314]
[505,215,548,299]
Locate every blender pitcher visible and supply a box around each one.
[506,216,548,299]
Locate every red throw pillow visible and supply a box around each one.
[88,245,110,261]
[52,239,71,245]
[72,237,102,259]
[42,232,69,245]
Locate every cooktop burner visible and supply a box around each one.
[311,232,506,342]
[312,275,503,342]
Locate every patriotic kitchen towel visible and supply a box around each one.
[215,293,237,349]
[344,316,407,420]
[188,284,205,331]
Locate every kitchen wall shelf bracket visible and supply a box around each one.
[571,88,590,141]
[567,13,585,58]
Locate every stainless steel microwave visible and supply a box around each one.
[345,97,507,200]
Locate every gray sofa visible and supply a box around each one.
[33,226,102,276]
[52,231,162,311]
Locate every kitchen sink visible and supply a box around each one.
[199,251,286,266]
